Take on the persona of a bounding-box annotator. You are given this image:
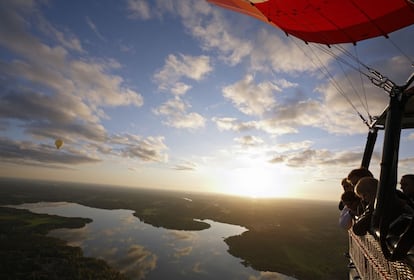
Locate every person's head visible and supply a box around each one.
[341,191,360,211]
[355,177,378,206]
[400,174,414,197]
[347,167,373,187]
[341,177,353,192]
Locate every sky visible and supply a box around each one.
[1,0,414,201]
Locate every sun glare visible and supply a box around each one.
[221,166,291,198]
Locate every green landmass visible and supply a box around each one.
[0,177,348,280]
[0,206,127,280]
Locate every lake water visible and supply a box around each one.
[12,202,296,280]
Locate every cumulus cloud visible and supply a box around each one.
[250,29,333,74]
[0,137,101,166]
[0,1,144,110]
[169,230,197,241]
[0,0,152,168]
[222,75,278,116]
[154,53,212,94]
[268,148,374,168]
[126,1,252,66]
[127,0,151,20]
[212,117,257,132]
[110,134,168,163]
[174,246,193,258]
[171,82,193,96]
[272,141,313,153]
[153,97,205,129]
[116,244,157,280]
[234,136,264,147]
[181,5,253,65]
[212,117,297,136]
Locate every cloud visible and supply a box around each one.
[153,53,212,94]
[248,271,297,280]
[69,59,144,107]
[0,87,107,141]
[0,0,83,54]
[110,134,168,163]
[50,227,90,248]
[0,131,168,167]
[0,1,144,110]
[180,4,253,65]
[214,70,394,137]
[151,52,208,131]
[249,29,333,74]
[222,75,278,116]
[153,97,205,129]
[127,1,252,66]
[268,148,374,168]
[273,79,299,89]
[212,117,297,136]
[127,0,151,20]
[0,0,150,168]
[116,244,157,280]
[174,246,193,258]
[212,117,256,132]
[0,137,101,166]
[172,160,197,171]
[192,262,205,274]
[85,16,106,41]
[272,141,313,153]
[234,136,264,147]
[169,230,197,241]
[171,82,192,96]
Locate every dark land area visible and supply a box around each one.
[0,177,349,280]
[0,206,126,280]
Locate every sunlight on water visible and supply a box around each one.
[12,202,297,280]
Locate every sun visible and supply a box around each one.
[221,166,291,198]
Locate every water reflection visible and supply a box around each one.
[12,202,296,280]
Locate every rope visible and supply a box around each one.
[290,38,369,125]
[387,36,414,67]
[353,45,370,118]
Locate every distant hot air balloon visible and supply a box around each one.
[55,139,63,149]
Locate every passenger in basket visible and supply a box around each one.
[400,174,414,202]
[355,177,378,210]
[352,177,378,236]
[346,167,374,188]
[338,178,354,210]
[339,191,363,230]
[338,167,373,211]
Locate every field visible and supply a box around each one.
[0,178,349,279]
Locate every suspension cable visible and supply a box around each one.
[335,51,371,119]
[353,45,370,119]
[387,36,414,67]
[314,43,397,94]
[290,38,369,126]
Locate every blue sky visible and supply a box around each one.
[1,0,413,200]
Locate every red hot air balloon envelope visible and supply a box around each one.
[207,0,414,44]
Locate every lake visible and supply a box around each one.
[12,202,297,280]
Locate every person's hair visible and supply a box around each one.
[341,177,353,190]
[355,177,378,198]
[341,190,359,202]
[401,174,414,182]
[347,168,373,181]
